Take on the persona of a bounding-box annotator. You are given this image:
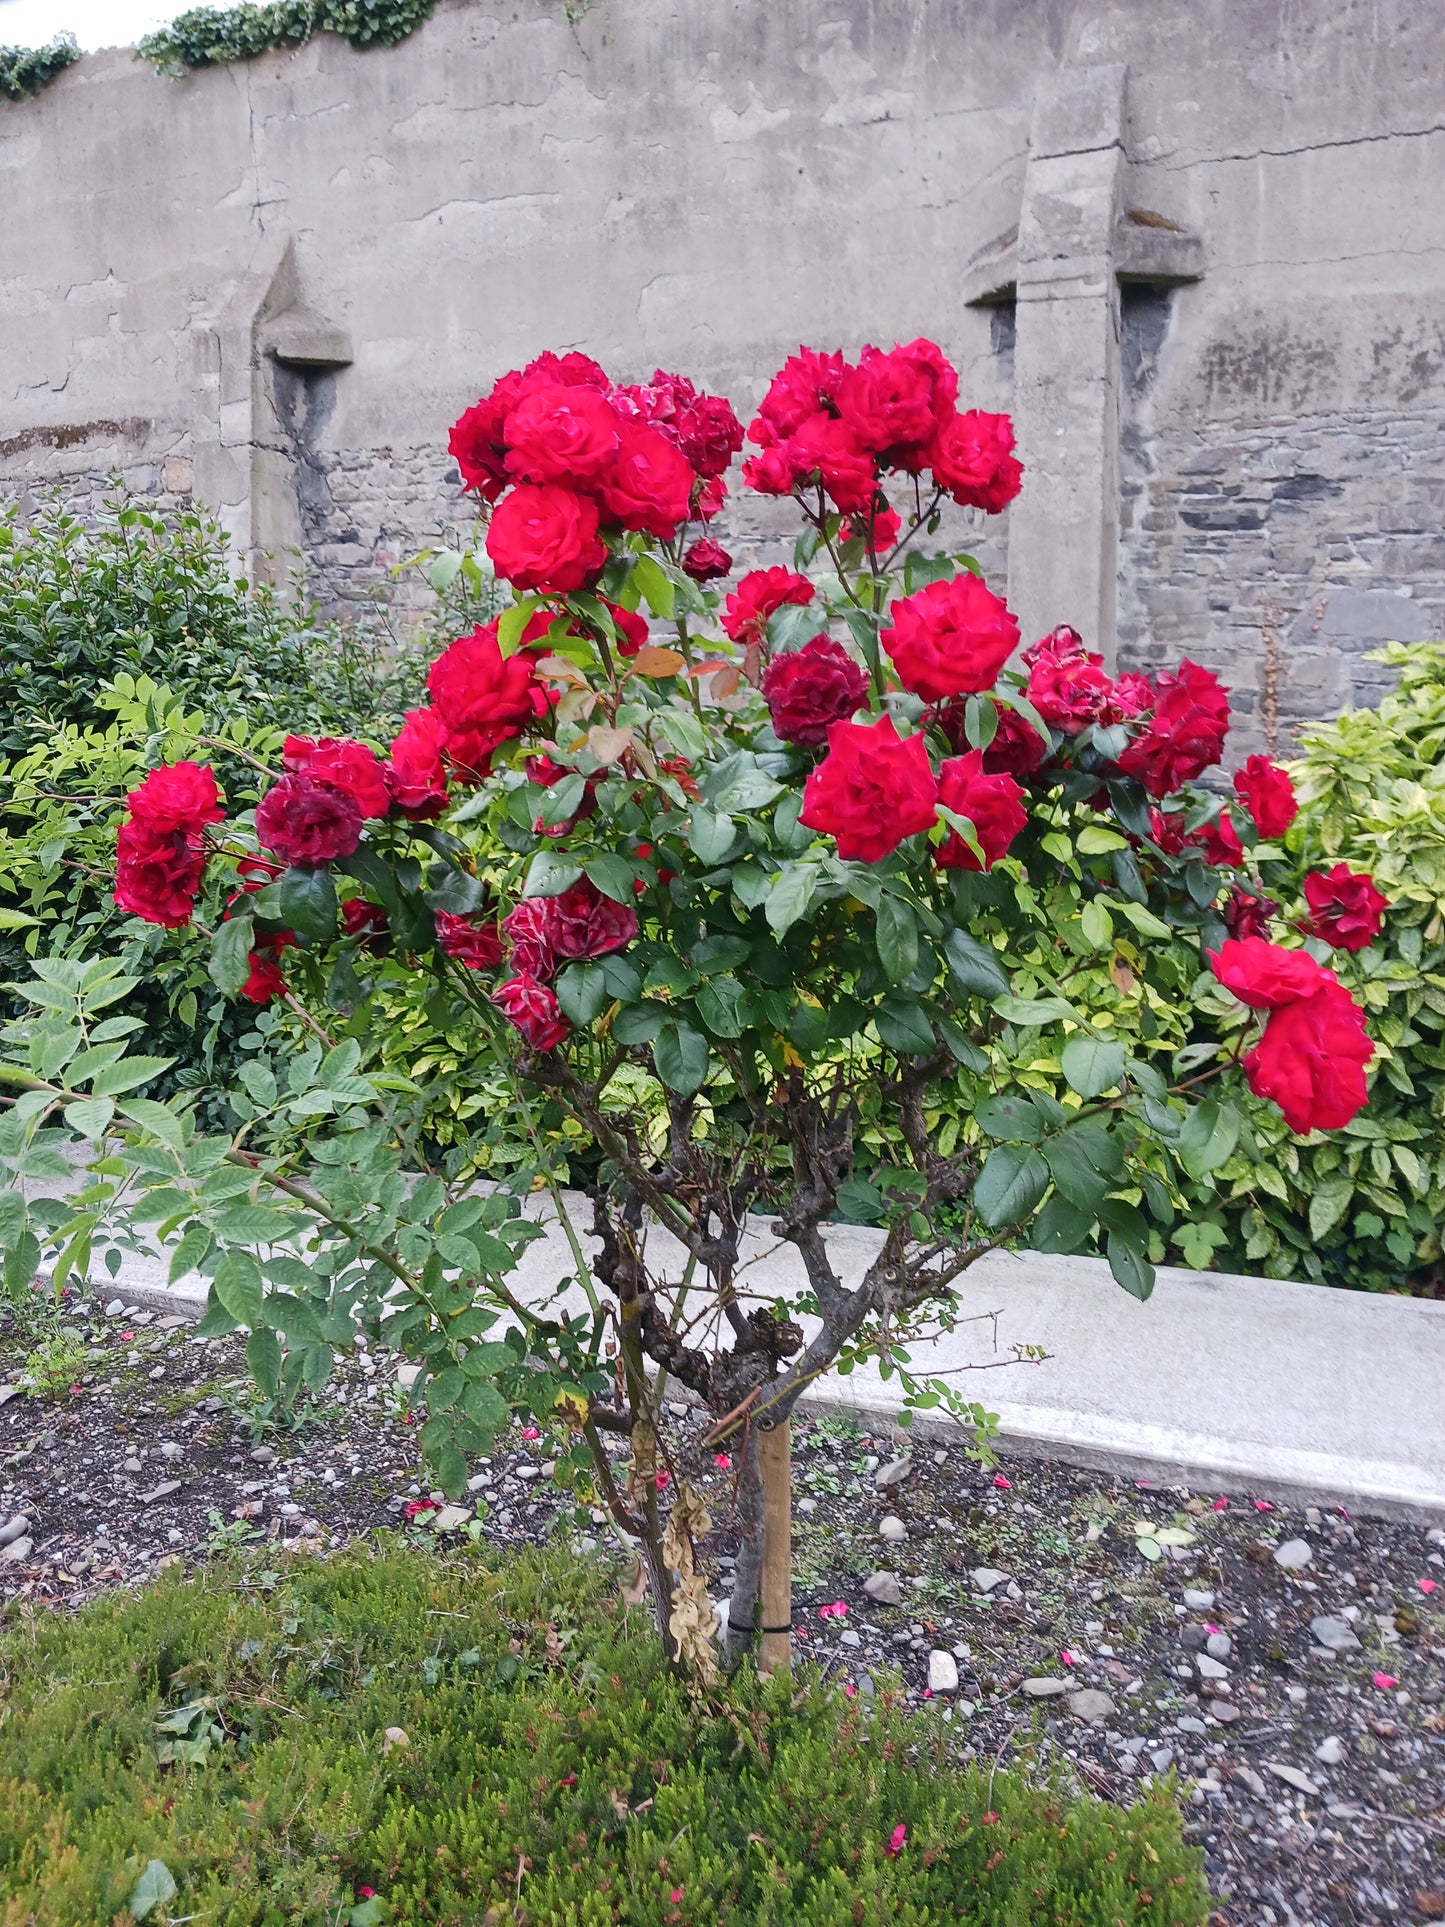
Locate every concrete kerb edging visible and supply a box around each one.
[71,1192,1445,1526]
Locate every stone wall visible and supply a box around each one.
[3,0,1443,753]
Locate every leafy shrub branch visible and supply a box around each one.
[139,0,436,75]
[0,33,80,100]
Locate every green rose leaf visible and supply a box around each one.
[210,913,255,997]
[212,1249,264,1328]
[874,994,935,1055]
[524,851,583,898]
[973,1144,1049,1229]
[554,962,611,1026]
[1177,1098,1241,1180]
[941,930,1009,998]
[875,894,919,984]
[1061,1034,1127,1099]
[653,1020,710,1096]
[584,854,637,904]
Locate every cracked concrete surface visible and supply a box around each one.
[1,0,1443,734]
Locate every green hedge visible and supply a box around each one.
[0,33,80,100]
[0,1543,1207,1926]
[139,0,436,74]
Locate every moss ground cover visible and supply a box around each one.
[0,1542,1208,1925]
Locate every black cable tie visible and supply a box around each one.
[760,1623,793,1635]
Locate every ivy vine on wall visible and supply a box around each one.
[139,0,438,74]
[0,33,80,100]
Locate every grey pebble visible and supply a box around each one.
[863,1570,903,1606]
[1273,1538,1313,1571]
[1022,1677,1068,1699]
[878,1514,907,1543]
[874,1457,912,1489]
[1309,1614,1362,1654]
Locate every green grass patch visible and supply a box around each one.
[0,1542,1208,1925]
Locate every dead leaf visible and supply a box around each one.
[628,645,685,678]
[620,1556,648,1607]
[1110,954,1136,994]
[556,687,597,728]
[382,1726,410,1754]
[534,654,587,686]
[587,725,634,764]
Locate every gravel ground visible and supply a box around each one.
[3,1300,1443,1927]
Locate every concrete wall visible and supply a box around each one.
[3,0,1443,752]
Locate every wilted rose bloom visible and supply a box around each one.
[485,482,607,593]
[1195,809,1243,868]
[114,821,204,928]
[1116,660,1230,797]
[983,705,1048,775]
[548,876,639,962]
[883,573,1020,702]
[694,473,728,520]
[799,716,938,863]
[1303,864,1387,952]
[613,371,744,477]
[1223,884,1279,940]
[435,910,504,971]
[283,736,390,818]
[1026,639,1112,734]
[125,761,224,837]
[502,896,557,981]
[721,568,815,646]
[1233,754,1298,839]
[1104,672,1155,723]
[681,537,732,582]
[761,636,869,745]
[935,751,1027,871]
[255,772,363,868]
[928,408,1023,512]
[493,975,570,1051]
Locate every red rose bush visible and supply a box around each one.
[97,338,1390,1675]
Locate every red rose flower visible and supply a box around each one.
[1245,980,1373,1133]
[694,473,728,520]
[342,897,388,941]
[386,708,450,819]
[283,736,390,819]
[935,751,1027,871]
[883,573,1020,703]
[428,625,544,778]
[1303,864,1388,952]
[721,568,815,647]
[1026,644,1112,734]
[1223,885,1279,940]
[255,772,363,868]
[1105,672,1155,723]
[837,339,957,469]
[681,537,732,582]
[598,420,695,539]
[125,761,224,836]
[1116,660,1230,797]
[548,876,639,962]
[493,975,570,1051]
[983,704,1048,775]
[739,444,799,497]
[502,380,621,486]
[1233,755,1298,839]
[485,482,606,593]
[239,933,295,1005]
[751,347,849,444]
[1209,936,1331,1010]
[783,412,877,512]
[928,409,1023,513]
[761,636,869,746]
[798,716,939,863]
[448,386,517,502]
[613,372,744,478]
[435,910,504,970]
[1196,809,1243,868]
[502,896,557,981]
[601,598,651,658]
[840,503,903,551]
[114,821,204,928]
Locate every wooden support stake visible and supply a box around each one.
[758,1419,792,1675]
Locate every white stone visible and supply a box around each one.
[1182,1588,1215,1609]
[1266,1762,1320,1796]
[1196,1654,1229,1680]
[797,1496,817,1516]
[874,1457,912,1488]
[1,1536,33,1565]
[0,1515,31,1547]
[1314,1736,1345,1766]
[1309,1614,1362,1653]
[1205,1632,1231,1659]
[433,1504,471,1531]
[139,1480,182,1504]
[1068,1688,1115,1722]
[878,1514,907,1543]
[971,1567,1008,1594]
[863,1570,903,1606]
[928,1650,959,1694]
[104,1299,125,1318]
[840,1629,861,1648]
[1273,1538,1313,1570]
[1022,1677,1067,1698]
